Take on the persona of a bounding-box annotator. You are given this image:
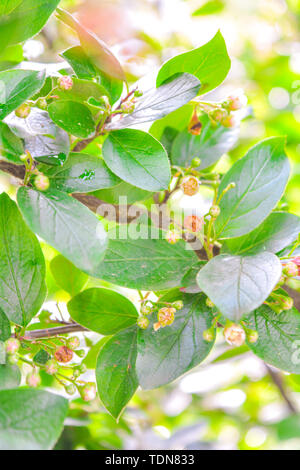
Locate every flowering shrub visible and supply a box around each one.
[0,2,299,450]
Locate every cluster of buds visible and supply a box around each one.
[137,299,183,331]
[223,323,259,347]
[208,89,247,128]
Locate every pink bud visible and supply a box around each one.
[58,76,73,91]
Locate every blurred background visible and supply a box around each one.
[2,0,300,450]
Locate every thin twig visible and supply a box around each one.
[265,363,297,414]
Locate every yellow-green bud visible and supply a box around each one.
[137,316,149,329]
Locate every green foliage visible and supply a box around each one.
[0,193,46,326]
[156,31,230,93]
[215,137,290,238]
[68,288,138,335]
[0,389,68,450]
[137,293,216,389]
[96,326,138,419]
[102,129,171,191]
[17,187,108,277]
[0,1,299,450]
[0,69,45,119]
[197,252,282,321]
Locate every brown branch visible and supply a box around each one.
[0,160,25,180]
[23,324,89,339]
[265,363,297,414]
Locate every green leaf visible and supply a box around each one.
[0,0,60,49]
[44,152,120,193]
[61,46,123,104]
[0,389,68,450]
[0,309,11,342]
[102,129,171,191]
[215,137,290,239]
[5,108,70,162]
[68,287,138,335]
[150,104,194,141]
[96,326,138,419]
[96,226,199,290]
[171,114,239,170]
[48,101,96,139]
[55,78,109,103]
[180,261,205,294]
[223,212,300,255]
[0,193,46,326]
[50,255,88,297]
[0,122,24,163]
[0,1,22,15]
[277,415,300,441]
[33,348,51,366]
[17,187,108,278]
[56,8,125,82]
[192,0,225,16]
[156,31,231,94]
[246,303,300,373]
[0,69,45,120]
[136,293,216,389]
[0,364,21,390]
[93,181,152,205]
[196,252,282,321]
[106,73,200,130]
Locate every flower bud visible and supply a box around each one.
[137,316,149,329]
[184,215,204,233]
[283,261,298,278]
[19,153,28,162]
[58,75,73,90]
[221,113,237,128]
[247,330,259,344]
[67,336,80,350]
[181,176,200,196]
[65,384,77,396]
[191,157,201,168]
[80,382,96,402]
[209,205,221,218]
[172,300,183,310]
[15,103,31,118]
[140,304,152,316]
[121,101,135,114]
[54,345,73,363]
[45,359,59,375]
[5,338,20,355]
[188,109,202,135]
[281,297,294,311]
[34,174,50,192]
[26,372,41,388]
[224,324,246,346]
[165,230,181,245]
[226,91,247,111]
[210,108,228,123]
[73,368,81,378]
[134,90,143,97]
[153,322,161,331]
[157,307,176,327]
[203,327,215,342]
[205,298,214,308]
[36,98,48,110]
